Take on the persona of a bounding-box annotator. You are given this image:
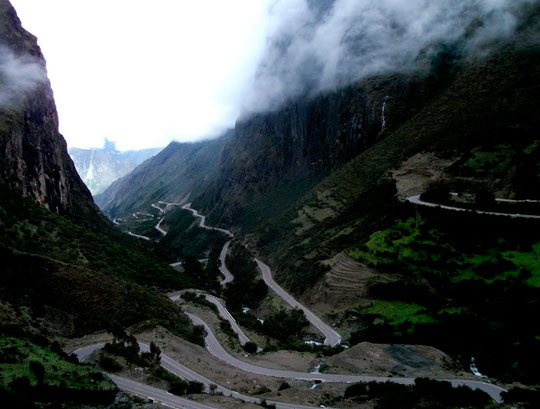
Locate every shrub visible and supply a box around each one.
[243,342,258,354]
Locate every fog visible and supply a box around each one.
[243,0,535,113]
[0,46,47,108]
[8,0,537,150]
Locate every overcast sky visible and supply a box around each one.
[10,0,271,151]
[9,0,530,151]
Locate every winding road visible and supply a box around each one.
[408,195,540,219]
[74,341,335,409]
[109,202,508,407]
[186,313,506,403]
[182,204,234,238]
[218,240,234,285]
[181,204,341,345]
[256,259,342,347]
[205,294,250,346]
[155,217,167,236]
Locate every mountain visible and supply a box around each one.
[69,140,161,195]
[102,2,540,384]
[0,0,201,389]
[96,130,232,217]
[0,1,97,218]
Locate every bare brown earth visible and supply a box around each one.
[326,342,474,380]
[300,252,397,339]
[392,152,457,200]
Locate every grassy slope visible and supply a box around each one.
[0,184,202,344]
[0,336,113,391]
[234,7,540,383]
[159,207,227,259]
[0,184,189,288]
[259,15,540,291]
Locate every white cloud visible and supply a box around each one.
[10,0,270,150]
[0,45,47,107]
[8,0,534,150]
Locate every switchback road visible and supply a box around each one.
[408,195,540,219]
[255,259,342,347]
[187,313,506,403]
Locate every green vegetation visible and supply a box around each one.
[344,378,492,409]
[223,244,268,311]
[502,387,540,409]
[261,309,309,347]
[116,214,162,240]
[181,292,219,313]
[0,184,189,288]
[1,247,203,343]
[160,208,227,259]
[347,211,540,383]
[99,333,204,396]
[358,300,437,326]
[0,335,116,405]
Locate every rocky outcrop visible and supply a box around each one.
[0,0,96,216]
[200,83,391,225]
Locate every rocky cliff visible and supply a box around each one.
[0,0,95,217]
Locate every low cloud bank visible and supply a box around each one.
[243,0,536,113]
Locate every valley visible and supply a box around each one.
[1,1,540,408]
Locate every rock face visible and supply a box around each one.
[0,0,96,216]
[96,131,232,217]
[206,86,384,217]
[69,140,161,195]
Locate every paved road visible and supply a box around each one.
[168,292,248,345]
[151,203,165,214]
[74,342,333,409]
[218,240,234,284]
[205,295,250,345]
[127,231,151,241]
[255,259,342,347]
[187,313,506,403]
[155,216,167,236]
[408,195,540,219]
[182,204,234,238]
[109,375,218,409]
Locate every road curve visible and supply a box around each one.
[408,195,540,219]
[218,240,234,284]
[127,231,151,241]
[168,292,248,345]
[74,342,333,409]
[182,204,234,238]
[187,312,506,403]
[155,217,167,236]
[205,295,250,346]
[151,203,165,214]
[109,374,218,409]
[255,259,342,347]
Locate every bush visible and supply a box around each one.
[243,342,258,354]
[278,382,290,391]
[29,361,45,384]
[98,355,123,372]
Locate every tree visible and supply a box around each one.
[243,342,258,354]
[29,361,45,384]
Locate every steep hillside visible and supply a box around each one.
[262,8,540,291]
[0,0,96,218]
[0,0,200,347]
[69,140,161,195]
[96,130,232,218]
